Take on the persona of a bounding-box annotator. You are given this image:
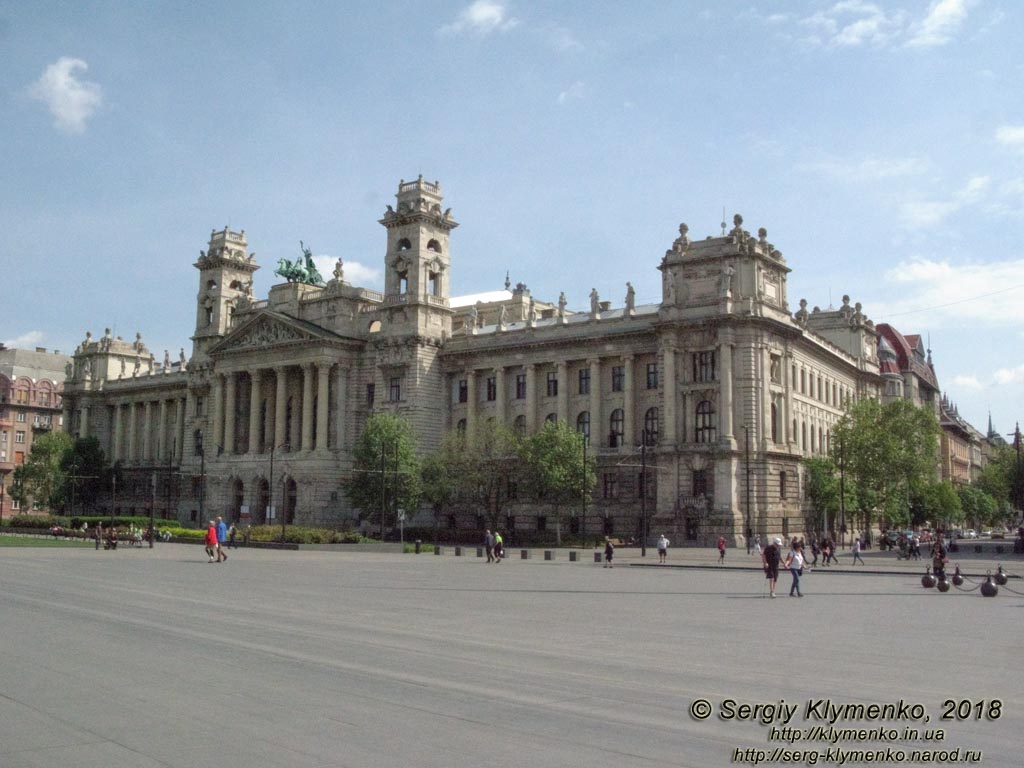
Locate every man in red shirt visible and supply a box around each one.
[205,521,218,562]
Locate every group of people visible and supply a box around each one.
[483,529,505,563]
[205,516,236,562]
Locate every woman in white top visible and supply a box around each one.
[784,541,806,597]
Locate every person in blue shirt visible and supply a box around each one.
[215,516,229,562]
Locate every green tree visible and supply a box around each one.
[346,413,421,534]
[831,398,940,534]
[922,480,962,529]
[60,437,110,515]
[10,431,74,512]
[420,433,462,543]
[459,421,523,532]
[521,420,596,545]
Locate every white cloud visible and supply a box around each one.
[900,174,990,226]
[439,1,519,37]
[995,125,1024,152]
[557,80,586,104]
[311,256,381,289]
[993,364,1024,386]
[951,374,984,390]
[2,330,45,348]
[800,155,929,183]
[28,57,102,133]
[799,1,907,48]
[875,257,1024,327]
[906,0,974,48]
[541,25,583,52]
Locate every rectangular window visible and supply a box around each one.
[692,469,708,497]
[16,412,26,422]
[195,397,204,417]
[366,383,375,407]
[646,362,658,389]
[11,499,20,510]
[611,365,624,392]
[578,368,590,395]
[546,371,558,397]
[457,379,468,404]
[536,516,547,532]
[602,472,618,499]
[486,376,496,401]
[506,515,516,531]
[39,393,50,406]
[515,374,526,399]
[15,431,26,444]
[693,351,716,382]
[389,377,401,402]
[780,471,787,500]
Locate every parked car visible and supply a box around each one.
[964,529,977,539]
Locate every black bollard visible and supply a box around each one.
[994,565,1008,586]
[936,578,950,592]
[952,565,964,586]
[921,568,937,588]
[980,573,999,598]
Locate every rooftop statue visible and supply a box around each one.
[273,241,324,286]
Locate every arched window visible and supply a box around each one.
[576,411,590,445]
[397,238,412,251]
[801,422,807,451]
[770,403,778,443]
[609,409,624,447]
[644,407,659,445]
[368,320,382,333]
[545,413,557,424]
[456,419,467,436]
[818,427,824,454]
[695,401,716,443]
[427,239,442,253]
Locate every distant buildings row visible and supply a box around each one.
[2,177,1013,541]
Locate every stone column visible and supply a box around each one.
[175,397,185,462]
[224,372,237,456]
[127,402,138,462]
[494,366,505,425]
[588,358,601,446]
[142,401,153,462]
[525,364,537,433]
[761,346,772,450]
[113,403,124,462]
[158,399,168,462]
[335,366,348,450]
[212,374,224,454]
[275,367,288,450]
[557,361,568,424]
[623,355,634,446]
[720,342,735,443]
[785,355,795,448]
[79,405,89,440]
[316,362,330,452]
[662,347,677,445]
[248,369,262,454]
[465,370,476,437]
[301,362,314,452]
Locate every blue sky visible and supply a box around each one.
[2,1,1022,437]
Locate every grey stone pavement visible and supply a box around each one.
[1,543,1021,768]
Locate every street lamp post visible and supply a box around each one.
[640,429,647,557]
[581,434,587,545]
[0,470,7,525]
[839,433,847,548]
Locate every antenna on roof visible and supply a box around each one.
[504,271,511,291]
[721,207,726,236]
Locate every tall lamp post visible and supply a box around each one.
[0,469,8,525]
[639,429,648,557]
[581,434,587,544]
[743,425,752,555]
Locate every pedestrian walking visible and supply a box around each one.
[215,516,228,562]
[784,540,806,597]
[657,534,670,564]
[717,535,727,564]
[94,523,102,551]
[762,537,781,598]
[603,537,615,568]
[753,534,762,557]
[205,521,218,562]
[484,529,495,563]
[852,538,865,565]
[493,531,504,563]
[228,523,237,549]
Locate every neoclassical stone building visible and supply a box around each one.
[62,177,881,543]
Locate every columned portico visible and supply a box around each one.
[224,373,237,456]
[275,366,288,450]
[248,369,262,454]
[316,361,330,452]
[301,363,314,452]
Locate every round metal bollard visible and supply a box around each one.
[936,578,950,592]
[415,539,422,555]
[952,565,964,586]
[994,565,1008,586]
[980,573,999,598]
[921,568,937,588]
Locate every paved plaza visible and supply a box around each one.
[1,544,1021,768]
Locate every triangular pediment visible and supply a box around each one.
[209,311,341,355]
